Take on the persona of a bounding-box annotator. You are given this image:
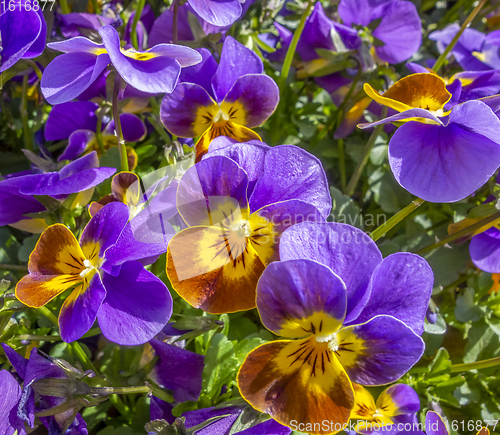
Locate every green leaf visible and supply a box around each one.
[427,347,451,380]
[330,186,363,229]
[201,333,237,402]
[455,288,486,323]
[18,234,39,263]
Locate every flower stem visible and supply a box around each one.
[17,328,101,342]
[59,0,70,14]
[172,0,180,44]
[338,139,346,192]
[95,115,105,155]
[70,341,97,373]
[345,107,387,197]
[20,75,33,151]
[0,264,28,271]
[370,198,425,241]
[37,306,59,326]
[432,0,487,73]
[279,0,315,91]
[112,75,129,172]
[450,356,500,373]
[131,0,145,50]
[414,209,500,255]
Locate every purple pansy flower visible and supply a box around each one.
[166,140,331,314]
[237,222,432,432]
[0,152,115,233]
[2,344,88,434]
[470,227,500,273]
[258,23,293,63]
[160,37,279,160]
[362,74,500,202]
[41,25,202,104]
[56,12,118,38]
[15,202,173,344]
[44,101,146,167]
[0,0,47,73]
[338,0,422,64]
[430,24,500,71]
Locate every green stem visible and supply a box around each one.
[414,210,500,255]
[95,115,105,155]
[17,328,101,342]
[59,0,70,14]
[149,115,172,144]
[131,0,146,50]
[370,198,425,241]
[92,385,151,395]
[70,341,97,373]
[91,0,101,14]
[279,0,315,90]
[432,0,487,73]
[338,139,346,192]
[20,75,33,151]
[0,264,28,271]
[22,60,43,81]
[112,75,129,172]
[172,0,180,44]
[37,306,59,326]
[345,107,387,197]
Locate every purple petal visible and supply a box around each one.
[222,74,279,127]
[249,145,332,218]
[45,101,98,141]
[280,222,383,323]
[205,140,270,195]
[148,5,195,46]
[348,253,433,335]
[59,12,116,38]
[2,344,28,379]
[338,0,389,27]
[372,1,422,64]
[339,315,424,385]
[98,262,172,345]
[58,130,96,161]
[41,52,111,105]
[425,412,448,435]
[0,177,46,226]
[150,396,175,423]
[470,227,500,273]
[297,2,335,61]
[0,370,24,435]
[160,82,215,137]
[23,8,46,59]
[99,25,201,94]
[150,339,204,402]
[256,259,347,337]
[177,155,249,226]
[59,274,106,343]
[179,48,218,97]
[0,9,42,73]
[238,419,292,435]
[106,113,146,142]
[187,0,242,27]
[212,36,263,102]
[80,201,130,256]
[388,101,500,202]
[47,36,106,53]
[19,152,116,197]
[378,384,420,415]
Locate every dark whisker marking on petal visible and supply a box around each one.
[319,320,323,332]
[64,262,81,270]
[310,322,316,335]
[290,347,310,366]
[311,354,318,377]
[303,348,314,365]
[69,253,84,266]
[287,344,308,358]
[325,351,331,363]
[321,353,325,374]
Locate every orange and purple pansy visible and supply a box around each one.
[237,222,433,434]
[15,202,172,345]
[361,73,500,202]
[166,140,331,314]
[160,37,279,161]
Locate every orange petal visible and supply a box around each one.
[166,225,265,313]
[238,338,354,435]
[364,73,451,113]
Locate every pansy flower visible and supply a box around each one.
[15,202,173,344]
[44,101,146,168]
[41,25,202,104]
[186,0,246,27]
[238,222,432,434]
[166,141,331,313]
[350,383,420,433]
[0,0,46,73]
[0,152,115,233]
[361,73,500,202]
[338,0,422,64]
[2,344,88,434]
[160,37,279,160]
[429,24,500,71]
